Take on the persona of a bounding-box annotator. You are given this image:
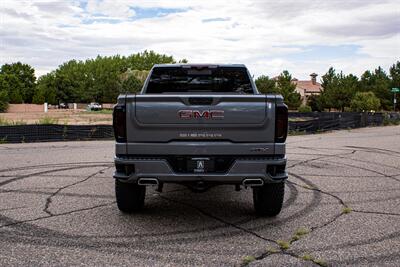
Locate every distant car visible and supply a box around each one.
[59,103,68,109]
[88,102,102,111]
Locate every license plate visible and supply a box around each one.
[187,157,214,173]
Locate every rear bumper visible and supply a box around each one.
[113,156,287,184]
[116,142,285,155]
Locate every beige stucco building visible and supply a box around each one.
[292,73,323,105]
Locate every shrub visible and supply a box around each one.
[298,105,312,112]
[307,94,323,112]
[383,115,400,126]
[350,91,380,112]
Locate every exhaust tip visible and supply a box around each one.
[242,178,264,187]
[138,178,159,186]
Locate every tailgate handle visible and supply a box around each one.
[188,97,213,105]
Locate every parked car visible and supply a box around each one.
[59,103,68,109]
[112,64,288,216]
[88,102,102,111]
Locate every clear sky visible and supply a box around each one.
[1,0,399,80]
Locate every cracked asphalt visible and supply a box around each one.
[0,125,399,266]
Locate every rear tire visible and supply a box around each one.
[115,179,146,213]
[253,181,285,216]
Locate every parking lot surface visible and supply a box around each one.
[0,126,399,266]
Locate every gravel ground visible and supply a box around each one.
[0,126,399,266]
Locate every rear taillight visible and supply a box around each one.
[113,105,126,142]
[275,104,288,143]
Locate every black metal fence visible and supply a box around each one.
[0,112,399,143]
[0,125,113,143]
[288,112,399,133]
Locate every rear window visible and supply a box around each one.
[145,66,254,94]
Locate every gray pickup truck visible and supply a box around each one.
[113,64,288,216]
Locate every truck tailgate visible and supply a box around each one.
[126,94,276,143]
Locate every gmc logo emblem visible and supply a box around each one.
[178,110,224,119]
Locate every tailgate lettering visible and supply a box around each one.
[178,110,224,119]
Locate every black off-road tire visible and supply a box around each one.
[253,181,285,216]
[115,179,146,213]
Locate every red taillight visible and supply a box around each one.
[275,104,288,143]
[113,105,126,142]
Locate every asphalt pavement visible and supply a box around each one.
[0,126,399,266]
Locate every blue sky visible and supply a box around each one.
[81,6,187,23]
[1,0,399,79]
[270,45,367,64]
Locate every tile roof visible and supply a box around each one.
[294,80,322,92]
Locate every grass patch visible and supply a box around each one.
[0,117,27,126]
[302,184,316,190]
[288,130,307,136]
[0,137,7,144]
[301,254,313,261]
[295,227,310,236]
[0,117,9,126]
[37,117,59,125]
[242,255,256,265]
[314,259,328,267]
[276,240,290,250]
[300,254,328,267]
[15,120,27,125]
[266,246,279,253]
[85,109,113,114]
[342,207,352,214]
[291,227,310,242]
[289,117,313,122]
[291,235,300,241]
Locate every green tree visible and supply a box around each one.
[360,67,391,110]
[33,72,57,104]
[121,69,149,83]
[255,75,278,94]
[0,73,23,103]
[390,61,400,88]
[276,70,301,109]
[0,62,36,103]
[125,50,176,70]
[320,67,359,111]
[350,91,381,111]
[339,73,360,110]
[121,75,143,93]
[319,67,336,110]
[307,94,323,112]
[0,90,9,112]
[37,51,178,104]
[0,72,9,111]
[54,59,89,103]
[84,56,124,103]
[0,74,11,108]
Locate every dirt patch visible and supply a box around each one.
[7,104,44,113]
[0,109,112,125]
